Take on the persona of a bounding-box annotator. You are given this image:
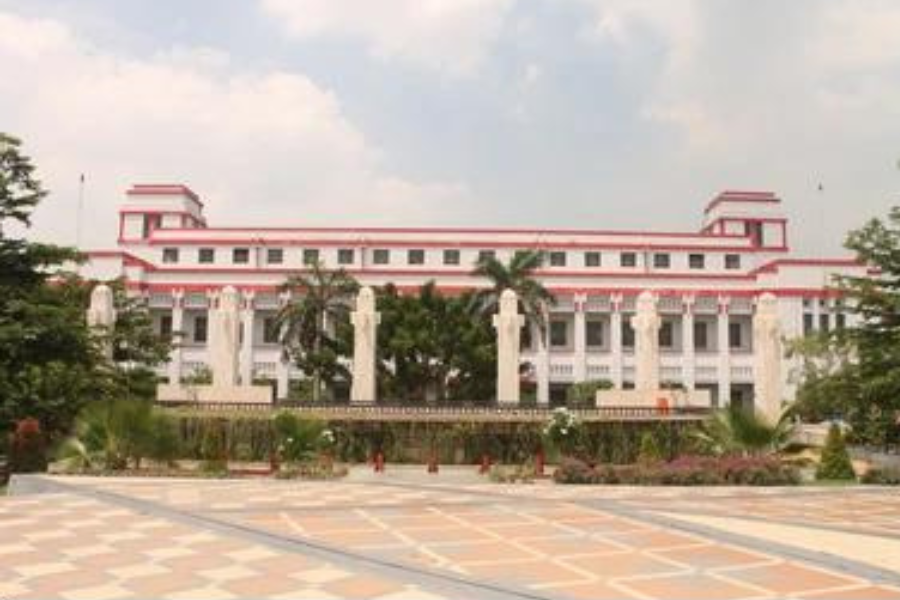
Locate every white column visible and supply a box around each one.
[168,291,184,385]
[239,292,255,386]
[209,286,241,387]
[276,291,290,400]
[493,289,524,404]
[682,295,695,391]
[536,320,550,405]
[351,287,380,403]
[610,295,623,389]
[717,297,731,407]
[632,291,661,391]
[86,283,116,360]
[573,294,587,383]
[753,293,783,422]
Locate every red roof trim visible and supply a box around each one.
[126,184,204,208]
[750,258,864,276]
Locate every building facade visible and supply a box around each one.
[83,184,869,408]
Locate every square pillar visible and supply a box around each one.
[536,320,550,405]
[167,291,184,385]
[610,295,623,389]
[573,294,587,382]
[717,297,731,407]
[682,295,695,391]
[240,292,255,386]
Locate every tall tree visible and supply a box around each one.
[275,262,359,401]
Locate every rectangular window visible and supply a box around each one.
[266,248,283,264]
[338,248,354,265]
[159,315,173,337]
[193,315,208,343]
[303,249,319,265]
[263,317,279,344]
[198,248,215,264]
[373,249,390,265]
[232,248,250,264]
[653,253,670,269]
[550,320,568,348]
[836,313,846,329]
[622,321,635,348]
[689,253,705,269]
[477,250,496,263]
[586,321,604,347]
[584,252,601,267]
[725,254,741,270]
[162,247,179,264]
[659,321,673,348]
[408,249,425,265]
[443,249,460,265]
[520,324,532,351]
[803,313,814,335]
[819,313,830,332]
[694,321,708,351]
[621,252,637,267]
[549,251,567,267]
[728,322,742,349]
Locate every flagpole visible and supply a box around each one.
[76,173,85,248]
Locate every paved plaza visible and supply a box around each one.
[2,474,900,599]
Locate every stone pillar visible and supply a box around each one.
[276,291,290,400]
[168,291,184,385]
[493,289,525,404]
[717,297,731,407]
[536,319,550,405]
[240,292,255,386]
[86,283,116,359]
[682,295,696,391]
[573,294,587,383]
[209,286,241,387]
[631,291,661,391]
[351,287,380,403]
[610,295,623,389]
[753,292,783,422]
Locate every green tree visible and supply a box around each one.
[693,406,795,457]
[276,262,359,401]
[816,424,856,481]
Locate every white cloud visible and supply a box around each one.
[259,0,515,75]
[0,11,473,248]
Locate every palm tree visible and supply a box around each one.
[275,262,359,401]
[693,405,795,457]
[471,250,556,338]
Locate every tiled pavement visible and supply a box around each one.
[3,475,900,599]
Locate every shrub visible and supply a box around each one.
[489,464,535,484]
[542,408,584,457]
[816,424,856,481]
[273,411,324,463]
[861,466,900,485]
[566,380,613,408]
[637,431,664,464]
[9,418,47,473]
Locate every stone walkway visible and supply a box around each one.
[3,474,900,599]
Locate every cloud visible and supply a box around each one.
[259,0,515,75]
[0,10,473,248]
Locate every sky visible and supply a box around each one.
[1,0,898,256]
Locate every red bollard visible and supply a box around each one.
[374,451,385,473]
[427,452,439,474]
[479,454,491,475]
[535,449,545,477]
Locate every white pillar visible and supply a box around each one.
[168,291,184,384]
[209,286,241,387]
[536,320,550,405]
[239,292,255,386]
[682,295,695,391]
[493,289,525,404]
[631,291,661,391]
[351,287,380,403]
[753,293,783,422]
[276,291,290,400]
[573,294,587,383]
[86,283,116,359]
[717,297,731,407]
[610,295,623,389]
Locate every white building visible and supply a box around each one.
[82,183,869,408]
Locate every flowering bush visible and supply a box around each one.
[9,418,47,473]
[543,408,583,456]
[554,455,800,485]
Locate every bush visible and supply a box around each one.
[553,456,799,486]
[488,464,535,484]
[637,431,664,464]
[566,380,613,408]
[816,424,856,481]
[861,466,900,485]
[8,418,47,473]
[273,411,324,463]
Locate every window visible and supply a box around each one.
[550,320,568,348]
[549,251,567,267]
[659,321,673,348]
[803,313,814,335]
[193,316,208,343]
[694,321,708,351]
[622,321,635,348]
[728,322,742,349]
[819,314,830,332]
[338,248,354,265]
[584,252,601,267]
[443,249,460,265]
[653,253,670,269]
[586,321,604,347]
[232,248,250,264]
[836,313,846,329]
[373,249,390,265]
[520,324,532,351]
[198,248,215,264]
[477,250,496,263]
[725,254,741,270]
[303,249,319,265]
[266,248,283,264]
[689,253,705,269]
[162,247,179,264]
[263,317,279,344]
[621,252,637,267]
[408,249,425,265]
[159,315,173,337]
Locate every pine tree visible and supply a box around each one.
[816,424,856,481]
